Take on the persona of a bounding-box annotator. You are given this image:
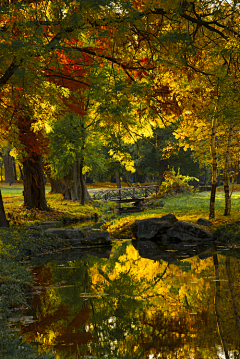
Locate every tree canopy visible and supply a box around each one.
[0,0,240,217]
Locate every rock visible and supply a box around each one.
[137,220,173,240]
[131,214,178,240]
[164,221,213,243]
[159,213,178,224]
[45,228,84,239]
[40,221,62,228]
[79,232,112,246]
[28,225,44,232]
[131,214,214,246]
[131,220,140,239]
[44,228,111,246]
[197,218,213,226]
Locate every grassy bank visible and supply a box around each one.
[102,192,240,239]
[2,193,104,227]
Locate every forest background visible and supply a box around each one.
[1,0,240,222]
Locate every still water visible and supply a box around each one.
[20,241,240,358]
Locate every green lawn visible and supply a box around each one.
[0,184,51,197]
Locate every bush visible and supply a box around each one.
[157,168,198,198]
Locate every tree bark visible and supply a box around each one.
[209,116,218,219]
[22,155,48,210]
[63,173,72,199]
[12,157,17,180]
[0,190,9,227]
[71,161,79,201]
[18,164,23,180]
[49,177,65,194]
[116,172,121,188]
[62,164,92,203]
[78,158,85,205]
[2,150,15,184]
[223,122,234,216]
[213,254,230,359]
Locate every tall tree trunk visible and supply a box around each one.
[0,190,9,227]
[2,150,15,184]
[223,122,234,216]
[225,256,240,335]
[116,172,121,188]
[71,161,79,201]
[63,172,72,199]
[213,254,230,359]
[209,116,218,219]
[82,176,92,203]
[78,158,85,205]
[63,164,92,203]
[12,157,17,180]
[49,177,65,194]
[22,155,48,210]
[18,164,23,180]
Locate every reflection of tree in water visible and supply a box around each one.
[213,254,240,359]
[21,243,240,358]
[87,244,217,358]
[22,260,96,357]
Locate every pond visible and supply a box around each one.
[18,240,240,358]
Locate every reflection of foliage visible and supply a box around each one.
[21,242,240,359]
[88,244,217,356]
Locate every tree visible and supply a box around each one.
[1,0,240,217]
[0,146,15,184]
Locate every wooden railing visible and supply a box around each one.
[93,185,159,202]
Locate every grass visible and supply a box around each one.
[102,191,240,239]
[0,183,51,197]
[2,193,102,227]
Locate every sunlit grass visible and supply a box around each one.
[102,192,240,239]
[0,183,51,197]
[3,193,101,227]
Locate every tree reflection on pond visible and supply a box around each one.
[21,241,240,358]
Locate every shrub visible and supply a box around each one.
[157,168,198,198]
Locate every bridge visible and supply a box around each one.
[93,185,159,206]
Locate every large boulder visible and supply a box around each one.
[131,214,214,245]
[131,213,178,240]
[196,218,213,227]
[163,221,213,243]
